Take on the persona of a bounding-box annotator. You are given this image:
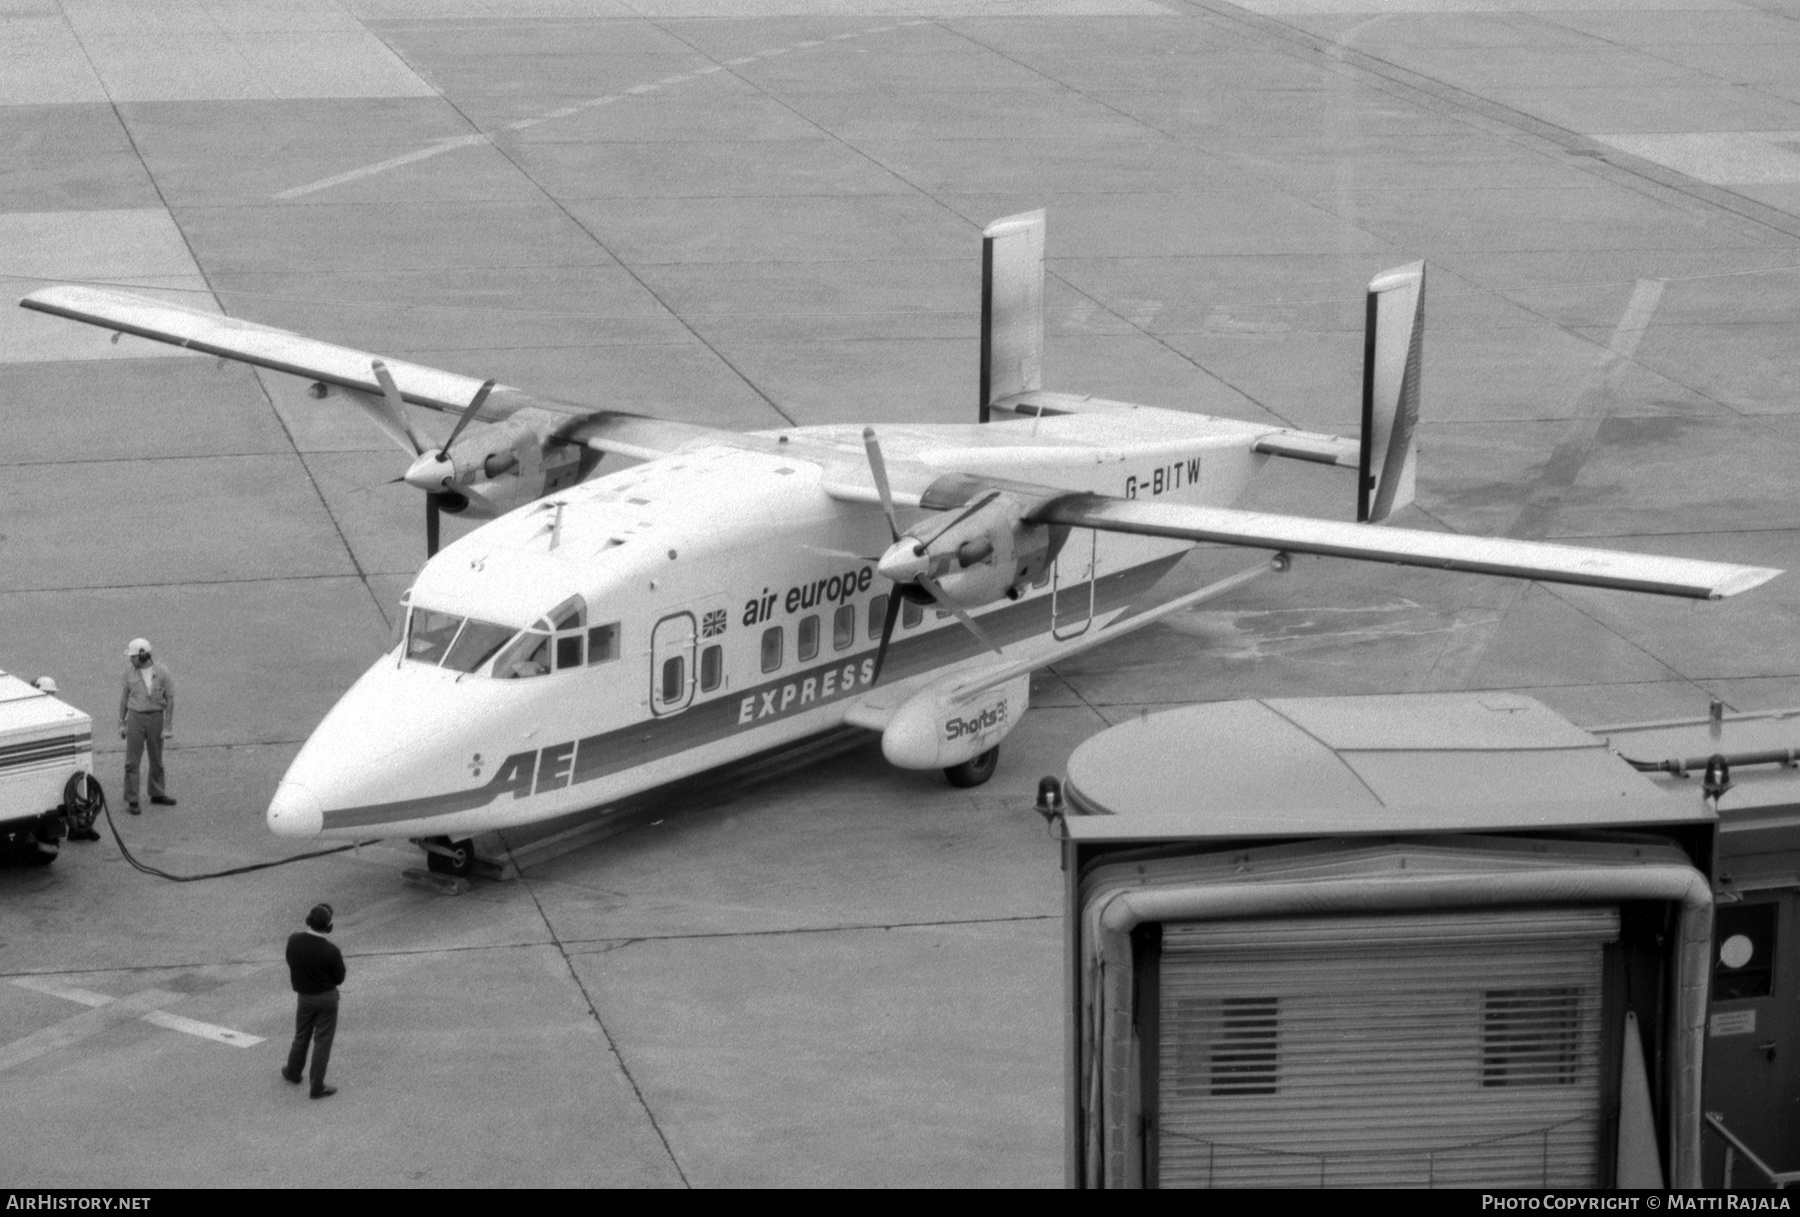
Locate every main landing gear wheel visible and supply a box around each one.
[944,745,999,789]
[424,837,477,878]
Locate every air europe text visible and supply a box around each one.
[743,566,874,626]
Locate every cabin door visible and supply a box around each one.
[650,612,696,716]
[1053,530,1096,640]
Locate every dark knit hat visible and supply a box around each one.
[306,903,334,932]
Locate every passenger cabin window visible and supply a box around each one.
[798,614,820,662]
[761,626,783,673]
[833,605,855,651]
[902,599,923,629]
[588,623,620,664]
[660,656,684,703]
[868,595,888,640]
[700,644,722,693]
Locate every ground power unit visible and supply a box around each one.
[0,669,96,866]
[1050,692,1717,1189]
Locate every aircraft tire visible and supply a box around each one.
[424,837,477,878]
[944,746,999,789]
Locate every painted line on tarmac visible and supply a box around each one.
[0,890,427,1070]
[140,1010,262,1048]
[6,976,265,1062]
[272,20,934,200]
[0,985,186,1071]
[1421,277,1669,693]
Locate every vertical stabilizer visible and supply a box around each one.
[981,209,1046,422]
[1359,261,1425,523]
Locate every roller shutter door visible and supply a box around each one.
[1156,907,1617,1188]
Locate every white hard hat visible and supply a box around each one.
[126,638,152,659]
[32,677,58,695]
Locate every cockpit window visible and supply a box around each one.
[550,596,585,632]
[493,631,551,679]
[407,610,463,665]
[405,596,589,680]
[443,619,517,674]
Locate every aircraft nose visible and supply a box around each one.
[267,780,324,838]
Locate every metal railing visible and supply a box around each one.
[1705,1112,1800,1190]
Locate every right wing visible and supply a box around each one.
[19,286,723,460]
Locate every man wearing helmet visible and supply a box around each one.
[118,638,176,815]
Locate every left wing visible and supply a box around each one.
[1030,493,1778,602]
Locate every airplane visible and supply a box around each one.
[21,210,1781,877]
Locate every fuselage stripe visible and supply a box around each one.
[318,555,1182,830]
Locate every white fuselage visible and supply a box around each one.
[265,411,1274,840]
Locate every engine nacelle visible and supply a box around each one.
[900,495,1064,609]
[440,419,591,519]
[881,673,1029,769]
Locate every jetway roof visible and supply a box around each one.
[1062,692,1709,843]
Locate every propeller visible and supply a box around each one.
[861,428,1004,685]
[366,362,499,559]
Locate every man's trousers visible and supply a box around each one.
[123,709,166,805]
[286,989,339,1089]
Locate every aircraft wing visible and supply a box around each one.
[1030,493,1778,601]
[18,285,722,459]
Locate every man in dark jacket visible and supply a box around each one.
[282,902,346,1099]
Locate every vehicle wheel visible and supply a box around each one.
[27,840,58,867]
[62,771,104,837]
[424,837,477,878]
[944,746,999,788]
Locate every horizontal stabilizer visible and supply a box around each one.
[1253,431,1361,468]
[1031,495,1780,601]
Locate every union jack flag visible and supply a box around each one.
[702,609,728,638]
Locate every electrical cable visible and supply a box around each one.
[66,773,378,883]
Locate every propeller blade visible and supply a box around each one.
[442,378,496,454]
[370,360,426,456]
[861,426,902,543]
[920,489,1001,549]
[426,495,441,558]
[918,574,1004,657]
[869,588,904,686]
